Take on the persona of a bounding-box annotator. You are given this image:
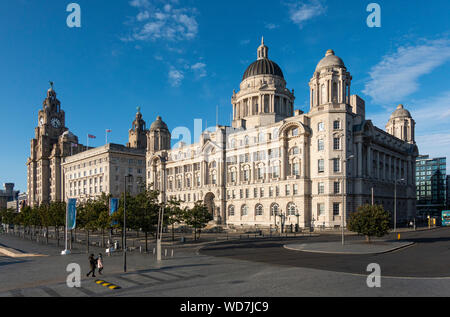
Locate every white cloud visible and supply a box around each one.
[367,90,450,159]
[287,0,326,28]
[416,133,450,158]
[191,62,207,78]
[136,11,150,21]
[265,23,279,30]
[125,0,198,42]
[363,39,450,105]
[168,68,184,87]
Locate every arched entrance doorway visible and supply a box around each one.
[204,193,215,218]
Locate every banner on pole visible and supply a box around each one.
[67,199,77,230]
[110,198,119,225]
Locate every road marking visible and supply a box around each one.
[9,289,23,297]
[157,270,186,279]
[40,286,61,297]
[76,287,96,296]
[115,275,145,286]
[95,279,121,290]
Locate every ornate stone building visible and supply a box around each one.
[27,84,85,207]
[61,109,148,202]
[27,86,149,206]
[147,40,418,229]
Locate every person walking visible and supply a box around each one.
[86,254,97,277]
[97,253,104,275]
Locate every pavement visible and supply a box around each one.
[0,228,450,297]
[284,240,414,255]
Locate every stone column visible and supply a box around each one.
[281,138,287,180]
[366,145,372,178]
[357,141,363,177]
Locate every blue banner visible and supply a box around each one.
[67,199,77,230]
[110,198,119,225]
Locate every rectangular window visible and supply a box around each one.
[333,138,341,150]
[334,181,340,194]
[318,122,324,132]
[318,159,325,173]
[285,185,290,196]
[318,139,324,151]
[318,182,325,194]
[333,203,340,216]
[318,203,325,216]
[333,120,341,130]
[333,158,341,172]
[293,184,298,195]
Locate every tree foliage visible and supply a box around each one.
[183,201,213,240]
[347,204,391,242]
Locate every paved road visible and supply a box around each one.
[1,229,450,296]
[200,227,450,278]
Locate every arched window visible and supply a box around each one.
[241,205,249,216]
[228,205,235,217]
[287,202,297,216]
[271,203,279,216]
[255,204,264,216]
[258,132,265,143]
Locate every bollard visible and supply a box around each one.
[153,248,155,255]
[171,250,174,257]
[140,246,142,253]
[398,233,401,240]
[165,249,167,257]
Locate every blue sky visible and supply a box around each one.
[1,0,449,192]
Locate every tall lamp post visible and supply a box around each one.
[341,154,354,246]
[156,157,167,262]
[394,178,405,233]
[123,174,132,273]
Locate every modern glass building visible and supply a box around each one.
[416,155,447,217]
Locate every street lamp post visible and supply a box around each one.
[156,158,167,262]
[123,174,132,273]
[394,178,405,233]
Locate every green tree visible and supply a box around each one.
[0,208,17,233]
[347,204,391,243]
[134,189,159,252]
[29,206,42,241]
[78,199,101,253]
[38,204,51,244]
[48,202,66,247]
[183,201,213,241]
[96,193,112,248]
[166,199,185,242]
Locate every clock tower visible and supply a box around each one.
[27,83,82,207]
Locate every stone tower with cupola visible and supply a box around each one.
[127,108,148,150]
[386,104,415,144]
[27,83,82,207]
[147,116,171,154]
[232,37,295,129]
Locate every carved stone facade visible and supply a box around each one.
[27,84,85,207]
[147,41,419,229]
